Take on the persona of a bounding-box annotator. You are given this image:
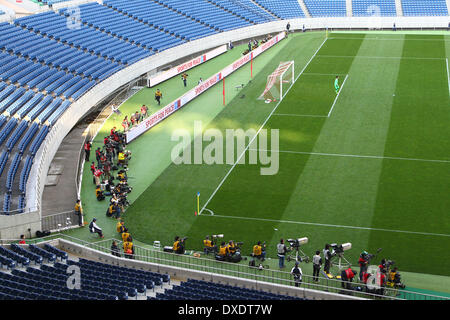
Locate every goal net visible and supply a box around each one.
[258,61,294,102]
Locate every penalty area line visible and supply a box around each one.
[199,214,450,238]
[446,58,450,97]
[248,148,450,164]
[328,74,348,117]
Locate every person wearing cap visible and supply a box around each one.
[290,261,303,287]
[89,218,104,238]
[358,251,369,281]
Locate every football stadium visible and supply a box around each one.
[0,0,448,304]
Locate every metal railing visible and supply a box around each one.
[41,210,81,233]
[7,233,446,301]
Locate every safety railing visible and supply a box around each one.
[9,233,447,301]
[41,210,81,232]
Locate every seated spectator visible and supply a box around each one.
[19,235,26,244]
[89,218,104,238]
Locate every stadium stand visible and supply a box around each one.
[253,0,305,19]
[157,0,252,31]
[304,0,347,17]
[0,242,306,300]
[353,0,397,16]
[103,0,219,41]
[401,0,448,16]
[150,278,304,300]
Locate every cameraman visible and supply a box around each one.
[203,236,216,255]
[173,236,185,255]
[252,241,266,262]
[323,244,333,274]
[227,240,242,263]
[388,267,405,289]
[277,239,287,269]
[358,251,369,281]
[341,266,357,291]
[216,242,227,261]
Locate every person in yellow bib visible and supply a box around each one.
[116,220,125,234]
[252,241,266,261]
[215,242,227,261]
[155,89,162,106]
[117,152,125,167]
[74,200,83,226]
[173,236,185,254]
[226,240,237,256]
[121,229,130,243]
[203,236,216,255]
[123,236,134,259]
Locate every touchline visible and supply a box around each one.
[170,120,280,175]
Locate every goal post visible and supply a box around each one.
[258,61,294,102]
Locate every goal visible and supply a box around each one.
[258,61,294,102]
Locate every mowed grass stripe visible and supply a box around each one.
[198,38,364,260]
[369,35,450,276]
[119,33,327,246]
[270,36,404,265]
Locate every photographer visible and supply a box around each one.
[388,267,405,289]
[203,236,216,255]
[173,236,186,255]
[358,251,369,281]
[252,241,266,262]
[95,185,105,201]
[216,242,227,261]
[323,244,333,274]
[277,239,287,269]
[226,240,243,263]
[312,251,322,282]
[341,266,357,291]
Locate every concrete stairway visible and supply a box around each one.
[395,0,403,16]
[297,0,311,18]
[346,0,353,17]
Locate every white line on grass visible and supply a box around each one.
[199,214,450,238]
[328,74,348,117]
[328,37,450,42]
[198,37,329,215]
[303,72,347,76]
[273,113,328,118]
[317,55,445,61]
[248,148,450,164]
[446,58,450,97]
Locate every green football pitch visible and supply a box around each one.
[72,31,450,292]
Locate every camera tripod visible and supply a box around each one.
[286,247,310,263]
[331,253,351,270]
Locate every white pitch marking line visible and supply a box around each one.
[273,113,328,118]
[248,148,450,164]
[446,58,450,97]
[303,72,347,76]
[199,214,450,238]
[328,74,348,117]
[328,37,450,42]
[198,37,329,215]
[317,55,446,61]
